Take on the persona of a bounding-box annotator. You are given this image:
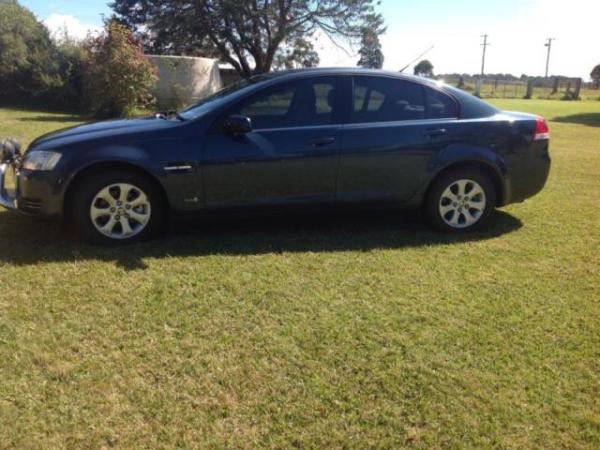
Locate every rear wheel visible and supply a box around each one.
[424,167,496,232]
[72,170,165,244]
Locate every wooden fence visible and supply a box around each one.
[440,76,599,100]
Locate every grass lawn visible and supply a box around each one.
[0,100,599,449]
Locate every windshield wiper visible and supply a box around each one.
[155,110,186,121]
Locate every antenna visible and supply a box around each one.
[399,46,434,73]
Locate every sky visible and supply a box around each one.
[23,0,598,79]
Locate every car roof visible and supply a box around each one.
[255,67,440,86]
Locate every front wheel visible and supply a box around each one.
[72,170,165,244]
[424,168,496,232]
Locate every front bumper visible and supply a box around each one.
[0,163,18,211]
[0,163,63,217]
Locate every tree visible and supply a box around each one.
[591,64,600,89]
[357,14,385,69]
[414,59,434,77]
[274,38,320,70]
[111,0,383,78]
[0,0,62,101]
[82,21,157,117]
[42,32,89,110]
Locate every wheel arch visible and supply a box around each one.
[423,160,507,207]
[63,161,170,221]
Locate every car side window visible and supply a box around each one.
[240,87,295,119]
[425,88,458,119]
[352,76,425,123]
[234,77,337,130]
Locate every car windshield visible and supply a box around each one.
[179,75,268,120]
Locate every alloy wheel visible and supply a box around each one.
[90,183,152,239]
[438,178,487,229]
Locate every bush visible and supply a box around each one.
[82,21,157,118]
[42,37,87,111]
[0,0,62,102]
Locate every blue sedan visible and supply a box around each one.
[0,68,550,243]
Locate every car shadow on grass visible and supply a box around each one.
[553,113,600,127]
[0,208,523,270]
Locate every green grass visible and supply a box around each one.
[0,100,599,449]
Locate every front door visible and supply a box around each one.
[202,76,341,207]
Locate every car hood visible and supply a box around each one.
[28,116,178,151]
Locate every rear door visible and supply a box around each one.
[338,76,458,203]
[202,76,341,206]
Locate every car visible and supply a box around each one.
[0,68,550,244]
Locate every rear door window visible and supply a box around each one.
[352,76,426,123]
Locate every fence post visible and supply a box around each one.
[524,79,534,99]
[475,78,482,97]
[551,77,559,94]
[573,78,582,100]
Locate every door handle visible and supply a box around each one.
[423,128,447,137]
[308,136,336,147]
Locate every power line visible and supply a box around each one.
[544,38,555,78]
[480,34,490,76]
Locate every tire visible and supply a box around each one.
[424,167,496,232]
[71,170,165,244]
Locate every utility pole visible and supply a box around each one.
[480,34,490,76]
[544,38,555,78]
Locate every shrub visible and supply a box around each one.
[82,21,157,118]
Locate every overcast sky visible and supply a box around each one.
[24,0,598,79]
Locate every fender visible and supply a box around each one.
[56,144,174,210]
[410,143,511,206]
[59,144,157,189]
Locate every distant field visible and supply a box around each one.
[0,100,599,448]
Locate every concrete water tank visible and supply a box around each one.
[147,55,222,109]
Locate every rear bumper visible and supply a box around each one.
[0,163,63,217]
[505,140,551,204]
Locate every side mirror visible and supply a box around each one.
[223,115,253,135]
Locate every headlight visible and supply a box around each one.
[21,151,62,171]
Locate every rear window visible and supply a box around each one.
[352,76,425,123]
[425,88,458,119]
[441,84,499,118]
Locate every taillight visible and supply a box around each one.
[534,117,550,141]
